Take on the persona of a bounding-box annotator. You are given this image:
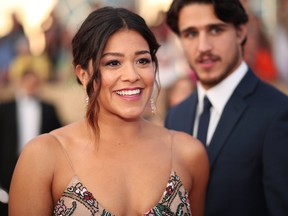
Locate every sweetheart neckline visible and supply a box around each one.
[55,170,189,215]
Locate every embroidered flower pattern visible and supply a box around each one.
[54,172,191,215]
[54,200,77,216]
[144,172,191,216]
[54,181,101,216]
[67,182,96,206]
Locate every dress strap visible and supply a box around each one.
[169,130,174,172]
[49,133,76,175]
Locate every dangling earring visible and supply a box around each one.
[84,84,89,105]
[150,97,156,114]
[86,96,89,105]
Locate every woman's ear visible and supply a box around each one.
[76,65,89,87]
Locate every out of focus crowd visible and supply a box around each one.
[0,0,287,125]
[0,1,288,212]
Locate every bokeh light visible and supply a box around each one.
[0,0,57,55]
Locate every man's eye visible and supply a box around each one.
[105,60,120,66]
[188,32,197,38]
[211,27,222,35]
[181,31,197,38]
[137,58,151,65]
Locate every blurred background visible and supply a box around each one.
[0,0,287,125]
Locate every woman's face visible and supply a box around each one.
[96,29,155,120]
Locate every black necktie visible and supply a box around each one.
[197,96,212,145]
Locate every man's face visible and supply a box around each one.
[178,3,247,89]
[20,71,41,96]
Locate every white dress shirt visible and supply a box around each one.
[16,94,41,154]
[193,61,248,146]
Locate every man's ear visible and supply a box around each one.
[75,65,89,87]
[236,24,248,45]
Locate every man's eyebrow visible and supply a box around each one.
[180,22,228,34]
[180,26,196,35]
[207,23,228,29]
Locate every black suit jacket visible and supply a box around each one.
[0,99,62,215]
[165,70,288,216]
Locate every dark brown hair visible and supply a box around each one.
[72,7,160,137]
[166,0,249,46]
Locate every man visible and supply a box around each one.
[164,0,288,215]
[0,63,62,215]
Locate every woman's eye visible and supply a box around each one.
[105,60,120,67]
[137,58,151,65]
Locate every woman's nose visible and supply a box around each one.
[121,63,140,82]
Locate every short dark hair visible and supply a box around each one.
[72,7,160,136]
[166,0,249,35]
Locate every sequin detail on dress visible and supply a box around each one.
[53,171,191,216]
[143,171,191,216]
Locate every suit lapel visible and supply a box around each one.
[206,97,247,166]
[206,69,259,167]
[184,92,198,134]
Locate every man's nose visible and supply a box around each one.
[197,34,213,53]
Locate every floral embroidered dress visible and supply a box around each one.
[54,171,191,216]
[53,132,191,216]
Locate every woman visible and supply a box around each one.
[9,7,209,216]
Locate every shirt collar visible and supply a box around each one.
[197,61,248,113]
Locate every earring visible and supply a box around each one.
[150,97,156,114]
[86,96,89,105]
[84,85,89,105]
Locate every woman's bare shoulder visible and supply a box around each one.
[164,130,209,196]
[168,130,208,163]
[22,133,59,154]
[16,133,62,171]
[169,130,202,148]
[17,120,85,169]
[9,130,70,214]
